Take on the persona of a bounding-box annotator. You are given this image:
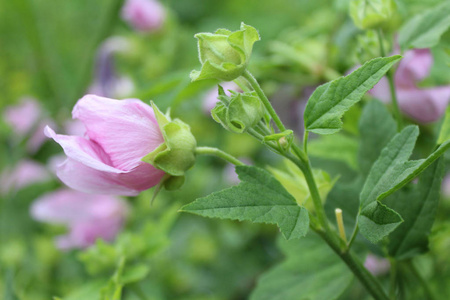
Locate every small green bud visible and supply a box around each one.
[263,130,294,150]
[355,30,382,64]
[190,23,260,82]
[143,102,197,179]
[350,0,395,30]
[211,86,265,134]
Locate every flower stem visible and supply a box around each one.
[313,226,390,300]
[195,147,245,166]
[405,260,438,300]
[377,29,403,130]
[243,70,287,132]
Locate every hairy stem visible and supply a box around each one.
[313,227,390,300]
[195,147,245,166]
[243,70,287,132]
[377,29,403,130]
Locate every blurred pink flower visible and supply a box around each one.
[370,49,450,123]
[45,95,166,196]
[31,189,128,249]
[202,82,241,114]
[364,254,390,276]
[0,160,51,195]
[121,0,166,32]
[3,98,41,135]
[3,98,54,153]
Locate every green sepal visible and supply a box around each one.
[211,88,265,134]
[190,23,260,82]
[263,130,294,150]
[142,102,197,179]
[350,0,396,30]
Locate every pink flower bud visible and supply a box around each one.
[370,48,450,123]
[30,189,128,249]
[45,95,166,196]
[121,0,166,32]
[364,254,390,276]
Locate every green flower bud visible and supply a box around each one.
[211,85,265,134]
[190,23,260,82]
[350,0,395,30]
[355,30,382,64]
[143,102,197,179]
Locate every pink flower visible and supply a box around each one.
[370,49,450,123]
[121,0,166,32]
[3,97,54,153]
[31,189,128,249]
[202,82,241,114]
[3,98,41,135]
[364,254,390,276]
[45,95,166,196]
[0,160,51,195]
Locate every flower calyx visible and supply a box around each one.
[190,23,260,82]
[211,85,265,134]
[142,102,197,189]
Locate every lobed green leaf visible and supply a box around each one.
[181,166,309,240]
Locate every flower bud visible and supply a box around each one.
[211,86,265,134]
[190,23,260,82]
[142,102,197,178]
[350,0,395,30]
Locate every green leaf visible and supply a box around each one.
[268,160,338,211]
[358,125,450,243]
[181,166,309,240]
[358,100,397,176]
[120,264,150,285]
[304,56,401,135]
[438,105,450,145]
[250,234,353,300]
[386,159,444,259]
[308,133,359,170]
[398,1,450,49]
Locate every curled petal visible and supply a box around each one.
[395,49,433,88]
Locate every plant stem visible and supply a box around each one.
[243,70,287,132]
[347,224,359,249]
[405,260,438,300]
[313,227,390,300]
[241,68,389,300]
[283,151,332,235]
[377,29,403,130]
[389,259,397,299]
[195,147,245,166]
[303,130,309,154]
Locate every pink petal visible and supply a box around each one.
[30,189,128,225]
[396,86,450,123]
[395,49,433,88]
[3,98,42,136]
[55,158,165,196]
[72,95,164,171]
[44,126,120,174]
